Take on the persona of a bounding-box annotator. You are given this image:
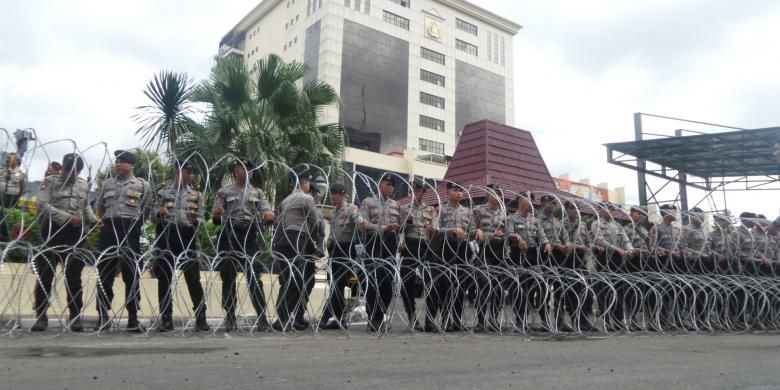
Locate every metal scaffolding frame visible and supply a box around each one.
[605,113,780,212]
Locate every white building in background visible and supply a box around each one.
[220,0,520,180]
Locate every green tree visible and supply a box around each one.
[133,71,198,158]
[180,54,346,201]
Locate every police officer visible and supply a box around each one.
[623,206,651,329]
[94,150,153,332]
[561,200,595,331]
[471,184,506,332]
[213,157,274,332]
[710,214,736,274]
[399,178,436,331]
[538,194,571,331]
[648,204,681,329]
[680,207,713,274]
[624,206,650,272]
[318,183,365,330]
[592,202,633,331]
[428,181,471,332]
[360,174,401,332]
[31,153,97,332]
[649,204,681,272]
[0,153,26,208]
[152,159,209,332]
[273,171,323,331]
[506,192,552,330]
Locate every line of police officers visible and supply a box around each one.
[27,150,780,333]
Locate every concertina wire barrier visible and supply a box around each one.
[1,145,779,339]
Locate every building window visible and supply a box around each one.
[388,0,410,7]
[365,0,370,13]
[296,15,299,21]
[419,138,445,155]
[419,115,445,132]
[500,37,506,66]
[355,0,361,10]
[294,37,298,44]
[456,18,478,36]
[383,10,409,30]
[456,39,478,56]
[421,47,445,65]
[344,0,350,6]
[487,31,493,62]
[493,34,498,63]
[420,69,445,87]
[420,92,445,109]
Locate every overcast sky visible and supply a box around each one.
[1,0,778,217]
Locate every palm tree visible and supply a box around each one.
[181,54,345,201]
[134,71,197,158]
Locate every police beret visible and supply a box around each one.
[233,156,254,169]
[379,174,395,185]
[516,191,534,202]
[298,171,313,181]
[445,181,460,190]
[690,207,704,213]
[773,216,780,228]
[412,178,427,190]
[659,204,677,211]
[713,214,730,221]
[630,206,647,214]
[329,183,347,194]
[739,211,756,219]
[62,153,84,171]
[539,194,555,202]
[114,150,138,165]
[175,159,194,171]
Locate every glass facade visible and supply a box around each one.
[340,20,410,153]
[303,20,321,84]
[455,60,505,134]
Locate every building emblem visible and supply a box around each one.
[425,18,442,40]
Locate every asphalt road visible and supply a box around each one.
[1,331,779,390]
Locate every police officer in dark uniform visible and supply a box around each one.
[213,157,275,332]
[318,183,365,330]
[360,174,401,332]
[273,171,322,331]
[152,159,209,332]
[31,153,97,332]
[94,150,153,332]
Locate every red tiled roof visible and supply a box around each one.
[424,120,574,205]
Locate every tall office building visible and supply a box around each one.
[220,0,520,179]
